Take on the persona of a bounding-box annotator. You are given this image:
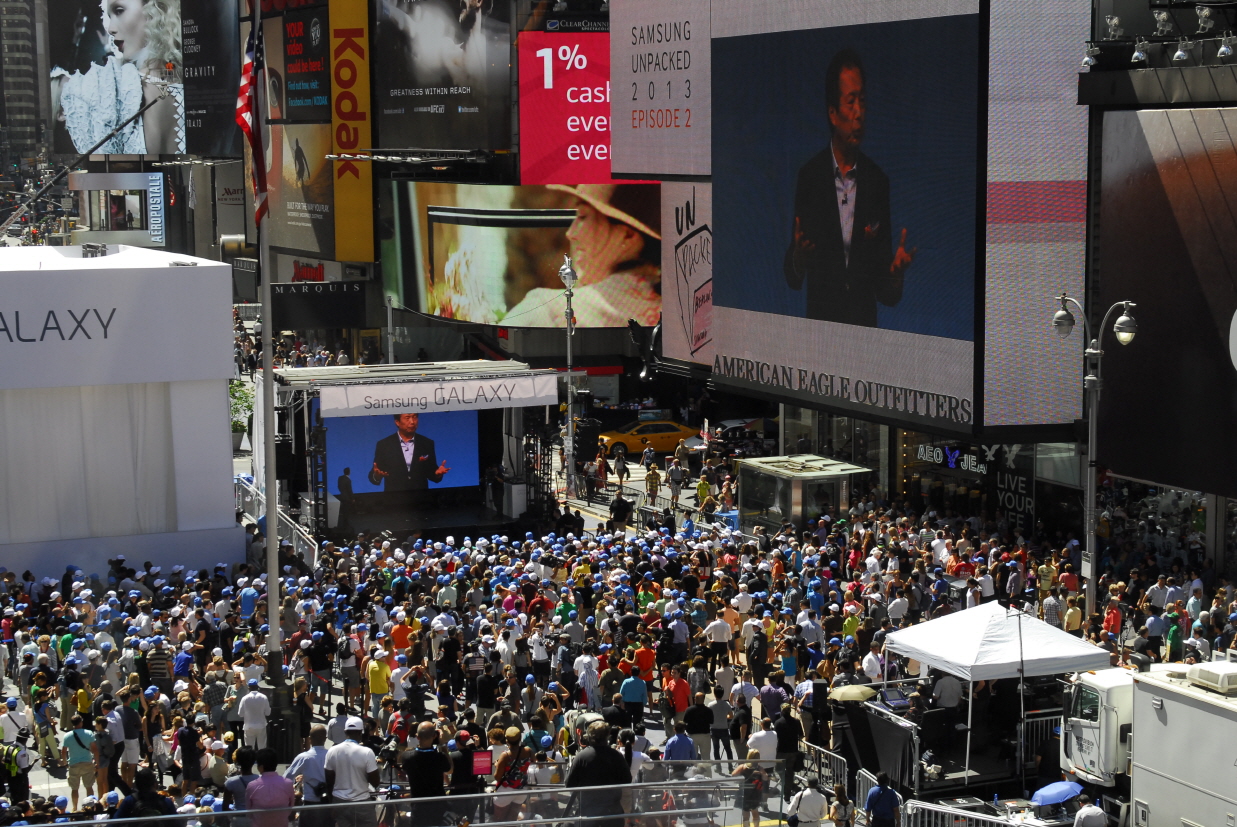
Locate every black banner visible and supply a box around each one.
[372,0,512,150]
[272,281,366,329]
[183,0,242,156]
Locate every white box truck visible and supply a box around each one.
[1062,661,1237,827]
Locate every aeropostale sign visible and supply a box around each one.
[319,375,558,417]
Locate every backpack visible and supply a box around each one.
[132,795,168,820]
[337,635,354,661]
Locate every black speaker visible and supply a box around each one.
[274,439,296,480]
[811,681,831,744]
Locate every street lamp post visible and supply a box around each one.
[1053,293,1139,618]
[560,257,578,500]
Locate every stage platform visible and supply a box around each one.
[332,502,521,542]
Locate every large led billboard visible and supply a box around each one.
[371,0,512,150]
[709,2,979,431]
[391,183,661,327]
[982,0,1087,427]
[48,0,185,154]
[1096,109,1237,498]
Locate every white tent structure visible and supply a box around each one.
[885,601,1112,681]
[884,602,1113,783]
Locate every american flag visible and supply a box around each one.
[235,18,268,226]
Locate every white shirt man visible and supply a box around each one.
[703,617,732,644]
[746,721,778,761]
[1072,796,1107,827]
[887,594,908,624]
[730,676,758,709]
[787,782,829,827]
[862,646,883,682]
[238,681,272,749]
[324,721,378,802]
[734,587,754,615]
[0,704,25,743]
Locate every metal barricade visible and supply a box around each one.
[800,740,850,797]
[234,476,319,567]
[902,800,1018,827]
[1018,711,1062,769]
[855,768,879,825]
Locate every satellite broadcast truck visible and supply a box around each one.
[1062,659,1237,827]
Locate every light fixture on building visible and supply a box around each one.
[1173,38,1194,61]
[1197,5,1215,34]
[1219,31,1234,59]
[1082,44,1101,67]
[1131,38,1150,63]
[1154,9,1175,36]
[1105,15,1124,39]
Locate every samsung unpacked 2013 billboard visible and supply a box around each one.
[709,0,980,431]
[1097,109,1237,498]
[371,0,511,150]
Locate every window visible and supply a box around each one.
[1072,686,1100,722]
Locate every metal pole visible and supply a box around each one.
[1084,350,1100,620]
[564,277,576,501]
[260,220,282,681]
[964,683,972,784]
[386,295,395,364]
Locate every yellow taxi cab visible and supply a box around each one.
[597,419,700,457]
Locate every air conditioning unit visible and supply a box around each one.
[1187,661,1237,695]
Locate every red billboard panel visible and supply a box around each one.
[518,32,620,185]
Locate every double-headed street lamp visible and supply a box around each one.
[560,256,578,500]
[1053,293,1138,618]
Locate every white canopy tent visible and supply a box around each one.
[885,601,1113,681]
[883,602,1112,783]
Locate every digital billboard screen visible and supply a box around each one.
[1096,108,1237,498]
[709,2,979,431]
[372,0,512,150]
[982,0,1088,427]
[325,410,480,494]
[48,0,185,155]
[394,182,661,327]
[518,31,623,185]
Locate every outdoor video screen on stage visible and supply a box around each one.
[706,0,979,433]
[325,410,480,495]
[391,183,662,328]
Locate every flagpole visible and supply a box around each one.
[245,0,283,687]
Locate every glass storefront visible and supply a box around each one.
[782,406,888,504]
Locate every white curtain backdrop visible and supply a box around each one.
[0,382,177,544]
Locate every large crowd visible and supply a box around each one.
[0,491,1233,827]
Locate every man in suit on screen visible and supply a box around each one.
[783,49,916,327]
[368,413,451,491]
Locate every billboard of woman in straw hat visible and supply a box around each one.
[502,184,662,327]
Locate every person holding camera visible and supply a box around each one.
[401,721,452,826]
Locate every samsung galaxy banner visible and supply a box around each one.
[319,374,558,417]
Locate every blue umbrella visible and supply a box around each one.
[1031,780,1083,806]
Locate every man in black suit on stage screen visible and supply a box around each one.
[784,49,916,327]
[368,413,451,491]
